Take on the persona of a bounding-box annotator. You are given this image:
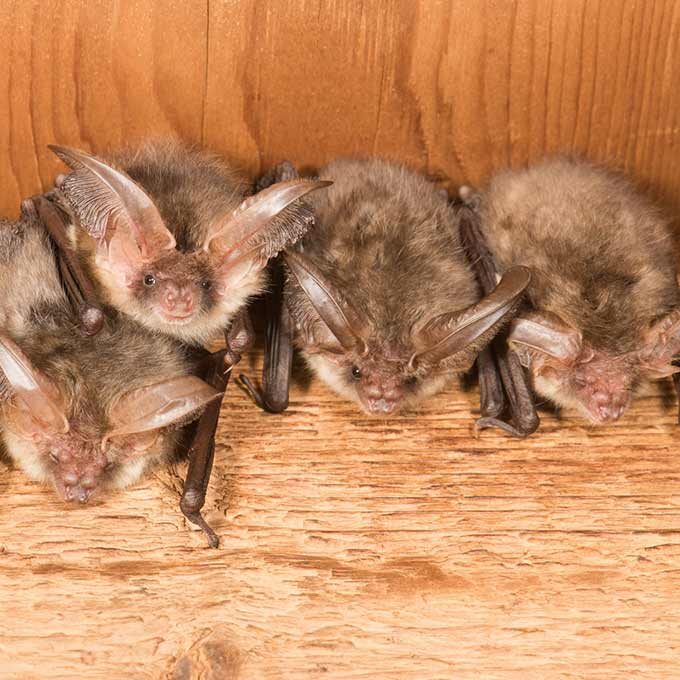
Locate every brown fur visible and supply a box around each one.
[58,140,311,345]
[481,157,678,352]
[478,156,680,421]
[287,158,482,413]
[0,207,208,498]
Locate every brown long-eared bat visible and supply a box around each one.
[49,141,330,345]
[240,159,531,418]
[0,197,235,547]
[464,157,680,425]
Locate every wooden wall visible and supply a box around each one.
[1,0,680,218]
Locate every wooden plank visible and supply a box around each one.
[0,0,207,218]
[203,0,680,211]
[1,350,680,678]
[0,1,678,216]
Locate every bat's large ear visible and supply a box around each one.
[203,179,332,291]
[638,309,680,378]
[0,333,69,440]
[410,266,531,369]
[284,251,369,355]
[49,145,176,285]
[104,375,221,449]
[507,313,583,367]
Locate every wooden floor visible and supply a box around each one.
[1,350,680,679]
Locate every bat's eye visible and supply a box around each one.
[351,365,362,380]
[200,280,212,291]
[405,375,418,387]
[143,274,156,287]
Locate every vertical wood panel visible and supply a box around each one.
[0,0,207,217]
[1,0,680,216]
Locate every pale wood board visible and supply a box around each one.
[1,349,679,679]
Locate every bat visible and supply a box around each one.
[463,157,680,424]
[1,196,239,547]
[48,140,331,345]
[240,159,531,417]
[0,295,220,514]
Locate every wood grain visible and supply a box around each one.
[1,1,680,216]
[1,350,680,678]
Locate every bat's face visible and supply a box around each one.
[3,426,164,503]
[306,345,449,416]
[51,145,330,344]
[528,348,636,423]
[0,332,220,502]
[287,253,531,416]
[98,247,257,345]
[510,310,680,423]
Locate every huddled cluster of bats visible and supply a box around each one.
[2,141,679,546]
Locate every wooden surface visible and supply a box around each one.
[1,349,680,679]
[1,0,680,218]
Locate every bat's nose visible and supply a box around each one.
[162,283,195,315]
[366,397,398,414]
[592,391,627,422]
[64,483,91,503]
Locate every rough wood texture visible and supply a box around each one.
[2,0,680,677]
[2,349,680,678]
[1,0,680,216]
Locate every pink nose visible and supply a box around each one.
[366,397,398,414]
[592,391,627,422]
[63,483,91,503]
[162,283,194,314]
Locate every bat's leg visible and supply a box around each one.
[477,335,539,437]
[476,346,506,421]
[31,197,105,336]
[179,310,255,547]
[238,257,293,413]
[180,349,229,548]
[458,205,539,437]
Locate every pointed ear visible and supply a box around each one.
[638,309,680,378]
[0,333,69,439]
[49,145,175,284]
[105,375,221,445]
[410,266,531,368]
[284,251,369,355]
[508,314,583,367]
[204,179,332,289]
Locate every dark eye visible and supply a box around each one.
[351,365,362,380]
[143,274,156,287]
[405,375,418,387]
[200,280,212,291]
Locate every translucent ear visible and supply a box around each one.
[410,266,531,368]
[508,314,583,367]
[284,251,369,355]
[0,333,69,439]
[49,145,176,285]
[639,309,680,378]
[105,375,221,446]
[204,179,331,289]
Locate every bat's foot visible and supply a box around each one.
[237,374,267,410]
[475,415,538,439]
[237,374,288,413]
[180,494,220,549]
